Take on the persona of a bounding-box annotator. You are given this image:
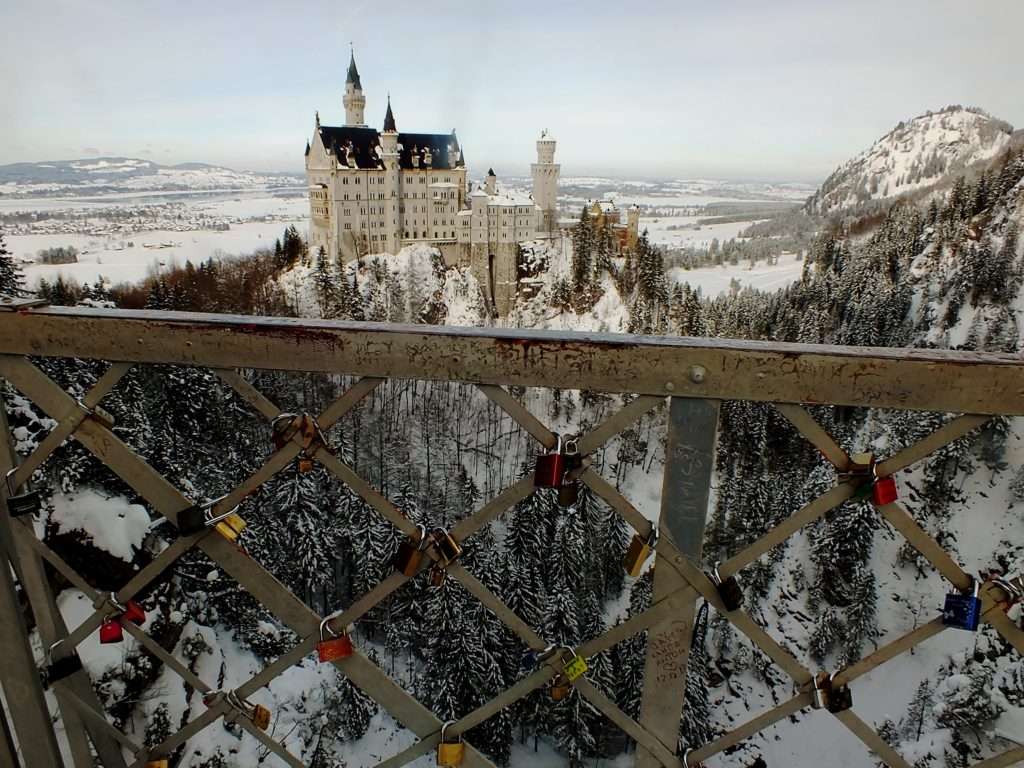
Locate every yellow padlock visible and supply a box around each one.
[563,653,588,682]
[436,721,464,767]
[215,513,247,542]
[623,526,658,577]
[144,761,169,768]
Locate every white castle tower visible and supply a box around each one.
[531,129,560,233]
[380,97,401,254]
[343,49,366,126]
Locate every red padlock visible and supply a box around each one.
[872,475,898,506]
[99,619,124,644]
[122,600,146,625]
[317,618,354,663]
[534,435,567,489]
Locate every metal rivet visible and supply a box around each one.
[689,365,707,384]
[665,381,675,391]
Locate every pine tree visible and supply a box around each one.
[0,231,27,296]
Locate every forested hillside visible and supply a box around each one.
[2,134,1024,768]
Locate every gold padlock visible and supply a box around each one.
[430,565,446,587]
[436,721,465,767]
[298,456,314,473]
[550,673,571,701]
[144,761,169,768]
[623,526,658,577]
[251,703,271,731]
[431,528,463,566]
[215,512,247,543]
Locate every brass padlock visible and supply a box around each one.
[431,528,463,567]
[437,721,465,767]
[550,673,571,701]
[394,524,428,576]
[145,761,169,768]
[215,512,247,543]
[297,456,314,473]
[251,703,271,730]
[623,526,658,577]
[430,565,446,587]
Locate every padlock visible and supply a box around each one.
[394,524,428,576]
[251,704,271,731]
[562,651,588,682]
[122,600,146,625]
[841,452,876,499]
[99,619,124,644]
[623,526,658,577]
[437,721,465,767]
[811,672,831,710]
[271,412,301,450]
[430,565,447,587]
[431,528,463,567]
[215,512,247,543]
[298,456,314,473]
[534,435,567,489]
[43,641,83,686]
[6,489,42,517]
[90,404,116,430]
[682,749,705,768]
[317,618,354,663]
[828,679,853,713]
[550,673,571,701]
[557,482,579,507]
[176,504,208,535]
[145,761,169,768]
[991,576,1023,613]
[871,475,898,506]
[943,579,982,631]
[711,564,744,612]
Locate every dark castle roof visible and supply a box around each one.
[346,52,362,89]
[314,125,463,170]
[383,99,396,133]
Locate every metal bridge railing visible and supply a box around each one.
[0,305,1022,768]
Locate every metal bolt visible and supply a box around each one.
[689,365,707,384]
[665,381,675,392]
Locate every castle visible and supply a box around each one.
[305,51,560,314]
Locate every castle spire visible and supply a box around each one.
[383,94,397,133]
[346,45,362,90]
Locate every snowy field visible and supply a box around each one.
[11,221,294,287]
[669,257,805,296]
[6,192,307,287]
[642,215,762,249]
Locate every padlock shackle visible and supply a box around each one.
[4,466,18,496]
[563,437,579,455]
[414,523,429,550]
[440,720,461,744]
[107,591,127,616]
[550,433,562,454]
[647,524,659,549]
[320,617,337,641]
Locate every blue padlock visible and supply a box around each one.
[942,580,981,632]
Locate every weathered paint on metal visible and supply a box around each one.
[636,397,720,768]
[0,306,1021,413]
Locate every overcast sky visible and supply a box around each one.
[3,0,1022,182]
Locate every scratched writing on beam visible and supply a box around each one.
[650,620,691,683]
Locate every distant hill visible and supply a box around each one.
[0,157,304,198]
[805,106,1020,215]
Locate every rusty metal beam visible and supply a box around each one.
[1,307,1023,413]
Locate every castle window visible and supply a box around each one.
[343,177,348,185]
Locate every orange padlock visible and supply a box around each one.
[251,704,271,731]
[317,618,354,662]
[550,673,571,701]
[394,524,428,576]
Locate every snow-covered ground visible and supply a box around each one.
[669,257,805,296]
[12,221,291,287]
[642,216,763,249]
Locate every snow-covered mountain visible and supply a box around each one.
[806,106,1019,215]
[0,157,303,198]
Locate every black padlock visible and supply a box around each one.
[7,489,42,518]
[44,650,83,686]
[826,674,853,713]
[176,505,208,536]
[557,483,579,507]
[711,564,744,612]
